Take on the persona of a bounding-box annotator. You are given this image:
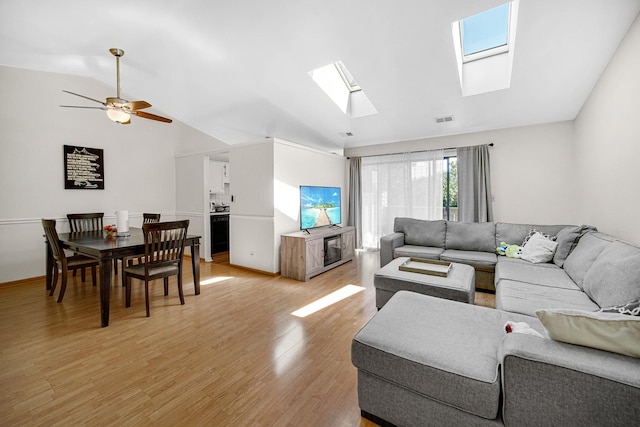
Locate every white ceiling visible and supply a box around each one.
[1,0,638,152]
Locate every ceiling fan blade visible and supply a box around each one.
[62,90,107,106]
[132,111,173,123]
[124,100,152,111]
[60,105,107,110]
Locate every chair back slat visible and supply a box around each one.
[67,213,104,232]
[142,220,189,272]
[42,219,67,265]
[143,213,161,224]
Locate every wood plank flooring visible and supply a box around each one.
[0,251,494,426]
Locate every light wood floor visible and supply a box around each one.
[0,251,494,426]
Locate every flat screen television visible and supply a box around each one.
[300,185,341,230]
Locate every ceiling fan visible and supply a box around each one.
[60,48,172,125]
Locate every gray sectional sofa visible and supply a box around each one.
[352,218,640,426]
[380,218,592,291]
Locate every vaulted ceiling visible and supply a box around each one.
[1,0,638,152]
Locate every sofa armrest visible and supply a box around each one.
[499,334,640,425]
[380,232,405,267]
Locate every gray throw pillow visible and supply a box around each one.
[553,225,597,268]
[582,241,640,308]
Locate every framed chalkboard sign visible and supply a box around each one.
[64,145,105,190]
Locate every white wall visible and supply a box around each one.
[274,140,348,234]
[274,139,348,269]
[574,13,640,245]
[345,121,576,225]
[174,155,208,258]
[0,66,228,282]
[228,141,275,272]
[228,138,347,274]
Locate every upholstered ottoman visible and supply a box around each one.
[374,256,475,308]
[351,291,544,427]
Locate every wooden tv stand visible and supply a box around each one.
[280,226,355,281]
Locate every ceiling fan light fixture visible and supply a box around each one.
[61,48,172,125]
[106,109,131,123]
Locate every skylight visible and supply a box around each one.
[309,61,377,118]
[460,3,510,62]
[334,61,361,93]
[451,1,519,96]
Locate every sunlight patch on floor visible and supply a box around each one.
[200,276,234,286]
[291,284,366,317]
[273,321,305,375]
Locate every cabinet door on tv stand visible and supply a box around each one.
[306,239,324,275]
[342,229,355,260]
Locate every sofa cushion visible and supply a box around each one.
[553,225,597,267]
[394,218,446,247]
[537,308,640,358]
[440,249,497,268]
[445,221,496,252]
[563,232,616,289]
[496,280,600,317]
[582,241,640,308]
[495,259,579,290]
[521,232,559,264]
[495,223,570,249]
[352,291,541,420]
[393,245,444,260]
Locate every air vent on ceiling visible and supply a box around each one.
[435,116,455,124]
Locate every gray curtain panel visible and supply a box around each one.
[457,144,494,222]
[348,157,363,249]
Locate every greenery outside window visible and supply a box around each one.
[443,156,457,220]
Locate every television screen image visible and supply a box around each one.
[300,185,341,230]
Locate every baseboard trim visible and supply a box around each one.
[229,263,279,277]
[0,275,47,289]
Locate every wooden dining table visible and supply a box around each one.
[45,227,201,327]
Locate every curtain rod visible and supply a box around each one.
[347,143,493,159]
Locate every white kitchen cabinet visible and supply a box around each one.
[222,162,230,183]
[209,161,224,194]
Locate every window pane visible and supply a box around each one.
[442,157,458,221]
[461,3,509,56]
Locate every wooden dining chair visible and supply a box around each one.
[67,212,104,232]
[123,220,189,317]
[67,213,104,279]
[118,213,162,284]
[143,213,161,224]
[42,219,100,303]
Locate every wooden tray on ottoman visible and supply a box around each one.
[398,258,452,277]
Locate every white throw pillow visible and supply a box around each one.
[536,308,640,358]
[521,232,558,263]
